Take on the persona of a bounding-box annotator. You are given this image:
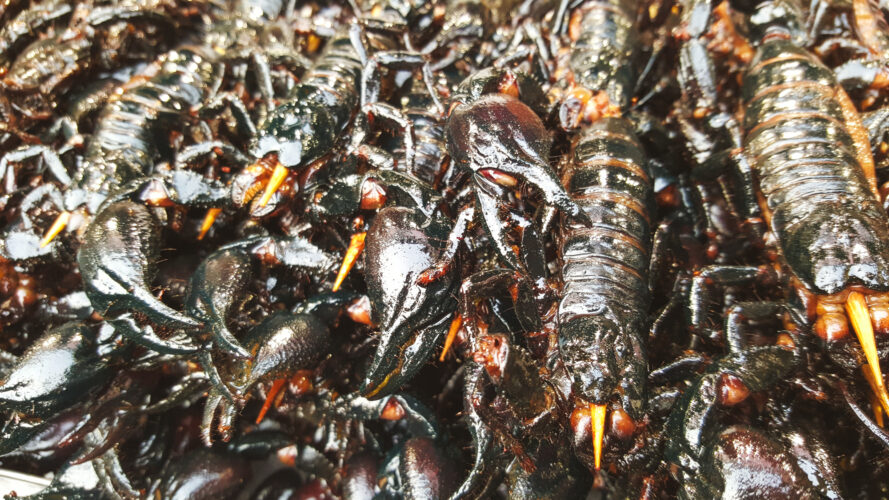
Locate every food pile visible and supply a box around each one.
[0,0,888,497]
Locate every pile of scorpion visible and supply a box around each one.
[4,0,889,497]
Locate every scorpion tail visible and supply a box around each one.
[591,403,606,471]
[439,314,462,362]
[257,162,289,207]
[197,208,222,240]
[255,378,287,424]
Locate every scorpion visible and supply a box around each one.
[1,0,300,256]
[543,0,654,472]
[678,0,889,422]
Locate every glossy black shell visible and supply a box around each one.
[742,39,889,295]
[69,47,216,212]
[557,117,652,419]
[361,207,458,398]
[0,323,111,418]
[230,312,331,393]
[251,31,361,167]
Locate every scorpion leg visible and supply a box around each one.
[690,147,766,243]
[143,372,210,414]
[418,204,474,285]
[461,269,543,342]
[250,50,275,109]
[330,393,440,438]
[198,350,235,402]
[450,362,511,500]
[350,102,416,172]
[86,429,139,500]
[361,50,427,106]
[840,381,889,450]
[201,390,229,446]
[200,91,258,140]
[686,265,778,342]
[834,0,889,94]
[723,301,786,353]
[650,274,691,346]
[0,144,71,186]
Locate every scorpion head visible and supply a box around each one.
[560,310,647,471]
[246,83,355,208]
[778,205,889,296]
[663,344,814,498]
[252,97,339,170]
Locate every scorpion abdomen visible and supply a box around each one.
[558,116,652,418]
[743,38,889,295]
[74,47,216,201]
[568,0,639,110]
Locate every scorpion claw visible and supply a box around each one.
[202,313,331,442]
[79,201,200,330]
[107,314,199,355]
[128,282,202,329]
[186,247,254,358]
[0,323,113,419]
[201,391,226,446]
[361,208,458,398]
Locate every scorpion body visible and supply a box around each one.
[679,0,889,444]
[564,0,639,113]
[250,30,362,170]
[556,0,652,472]
[742,37,889,297]
[398,78,448,187]
[737,7,889,412]
[71,47,217,213]
[558,117,652,432]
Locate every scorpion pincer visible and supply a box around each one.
[360,206,458,399]
[418,67,590,284]
[202,311,332,444]
[663,336,847,498]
